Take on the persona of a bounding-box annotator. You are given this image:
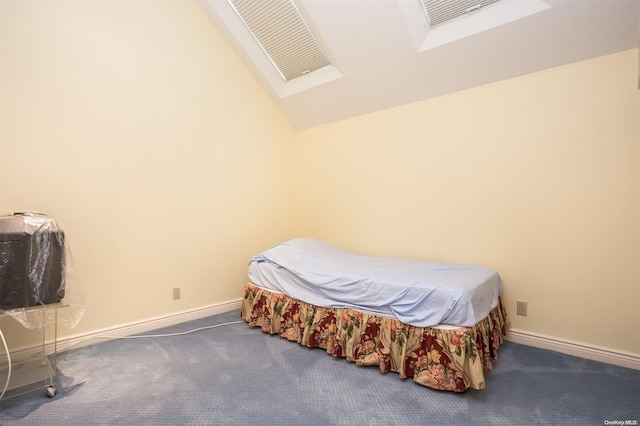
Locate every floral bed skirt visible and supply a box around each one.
[241,282,510,392]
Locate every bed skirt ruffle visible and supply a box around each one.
[241,282,510,392]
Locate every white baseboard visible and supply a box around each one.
[52,298,243,354]
[9,306,638,372]
[506,328,640,370]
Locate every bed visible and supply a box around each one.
[241,238,509,392]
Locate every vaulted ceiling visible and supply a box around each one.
[200,0,640,130]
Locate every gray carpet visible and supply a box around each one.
[0,309,638,425]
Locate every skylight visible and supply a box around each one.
[202,0,342,98]
[421,0,502,29]
[228,0,331,82]
[399,0,550,51]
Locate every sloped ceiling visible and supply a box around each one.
[201,0,640,130]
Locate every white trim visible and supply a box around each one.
[51,299,242,354]
[506,328,640,370]
[11,304,638,372]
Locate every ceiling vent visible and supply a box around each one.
[228,0,331,82]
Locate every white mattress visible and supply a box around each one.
[248,238,502,328]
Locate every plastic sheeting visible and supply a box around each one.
[0,212,84,329]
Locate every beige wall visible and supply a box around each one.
[1,0,638,358]
[0,1,296,338]
[295,50,640,355]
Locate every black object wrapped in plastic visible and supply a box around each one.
[0,213,66,310]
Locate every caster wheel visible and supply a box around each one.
[45,386,57,398]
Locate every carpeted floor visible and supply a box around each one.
[0,309,638,425]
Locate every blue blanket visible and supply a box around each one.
[248,238,502,327]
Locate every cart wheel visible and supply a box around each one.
[45,386,57,398]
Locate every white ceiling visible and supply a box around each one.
[201,0,640,130]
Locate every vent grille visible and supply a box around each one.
[228,0,331,82]
[422,0,502,28]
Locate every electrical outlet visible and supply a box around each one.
[173,287,181,300]
[517,300,528,316]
